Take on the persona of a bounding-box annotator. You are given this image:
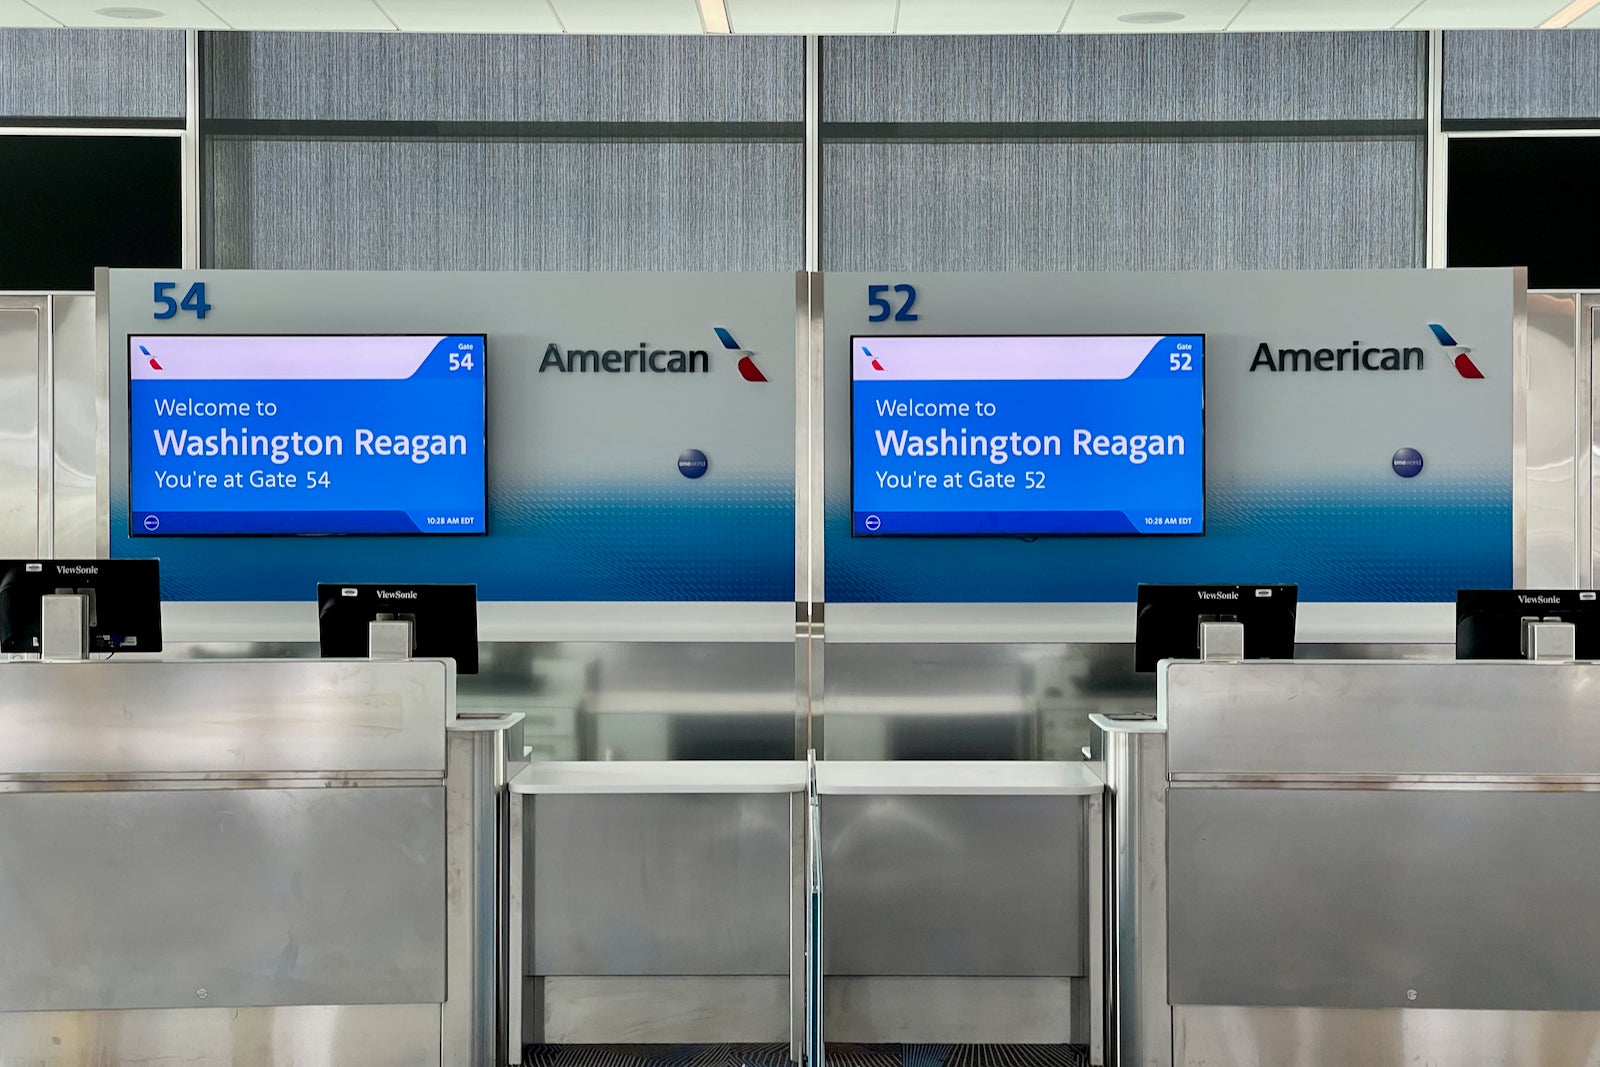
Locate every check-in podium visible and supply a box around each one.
[507,760,809,1061]
[1095,659,1600,1067]
[0,657,514,1067]
[815,761,1105,1059]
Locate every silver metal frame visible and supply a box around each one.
[1514,266,1530,585]
[183,30,200,268]
[0,294,49,557]
[1425,29,1444,268]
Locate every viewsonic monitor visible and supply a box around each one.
[0,558,163,654]
[1455,589,1600,660]
[316,582,479,674]
[1134,584,1298,673]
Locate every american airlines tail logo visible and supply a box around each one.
[714,327,767,383]
[140,344,162,371]
[863,345,886,372]
[1428,323,1484,379]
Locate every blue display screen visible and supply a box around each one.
[851,334,1204,536]
[128,334,487,536]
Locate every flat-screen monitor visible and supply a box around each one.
[128,334,487,536]
[317,582,479,674]
[0,135,180,290]
[0,558,163,654]
[1134,584,1297,673]
[1456,589,1600,660]
[850,334,1204,537]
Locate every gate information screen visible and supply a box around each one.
[128,334,486,536]
[850,334,1204,536]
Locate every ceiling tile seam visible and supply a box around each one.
[18,0,63,26]
[1220,0,1254,32]
[191,0,231,30]
[544,0,568,33]
[1396,0,1431,30]
[367,0,400,32]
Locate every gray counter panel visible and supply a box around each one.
[0,660,451,776]
[528,792,792,975]
[0,784,447,1012]
[1164,660,1600,777]
[1168,787,1600,1011]
[821,793,1085,977]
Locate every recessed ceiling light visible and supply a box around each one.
[95,6,165,17]
[1117,10,1186,23]
[697,0,731,33]
[1540,0,1600,28]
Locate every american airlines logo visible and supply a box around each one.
[537,327,766,381]
[1249,323,1485,379]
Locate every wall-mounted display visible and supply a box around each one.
[127,334,486,537]
[850,334,1204,537]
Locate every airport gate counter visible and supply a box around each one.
[2,262,1571,1067]
[1092,594,1600,1067]
[0,564,518,1067]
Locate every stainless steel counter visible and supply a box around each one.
[507,760,808,1060]
[815,761,1104,1059]
[1099,659,1600,1067]
[0,657,513,1067]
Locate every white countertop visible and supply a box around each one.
[511,759,807,795]
[815,760,1104,796]
[1088,712,1166,734]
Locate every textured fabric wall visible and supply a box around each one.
[822,137,1424,271]
[205,33,802,123]
[823,33,1425,123]
[0,28,185,120]
[1444,30,1600,121]
[207,138,802,270]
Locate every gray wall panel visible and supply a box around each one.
[1444,30,1600,121]
[208,138,801,270]
[205,32,802,123]
[821,138,1423,271]
[823,34,1424,124]
[0,29,184,120]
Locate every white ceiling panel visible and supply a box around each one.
[896,0,1072,33]
[1396,0,1567,28]
[377,0,563,32]
[1573,1,1600,26]
[0,0,63,25]
[1060,0,1250,33]
[726,0,897,33]
[1229,0,1415,30]
[548,0,701,32]
[204,0,394,30]
[25,0,227,25]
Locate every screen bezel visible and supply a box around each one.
[126,332,489,539]
[848,332,1207,539]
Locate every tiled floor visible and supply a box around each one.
[525,1046,1088,1067]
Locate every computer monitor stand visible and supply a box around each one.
[40,593,90,662]
[1523,619,1577,662]
[367,618,415,662]
[1198,619,1246,662]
